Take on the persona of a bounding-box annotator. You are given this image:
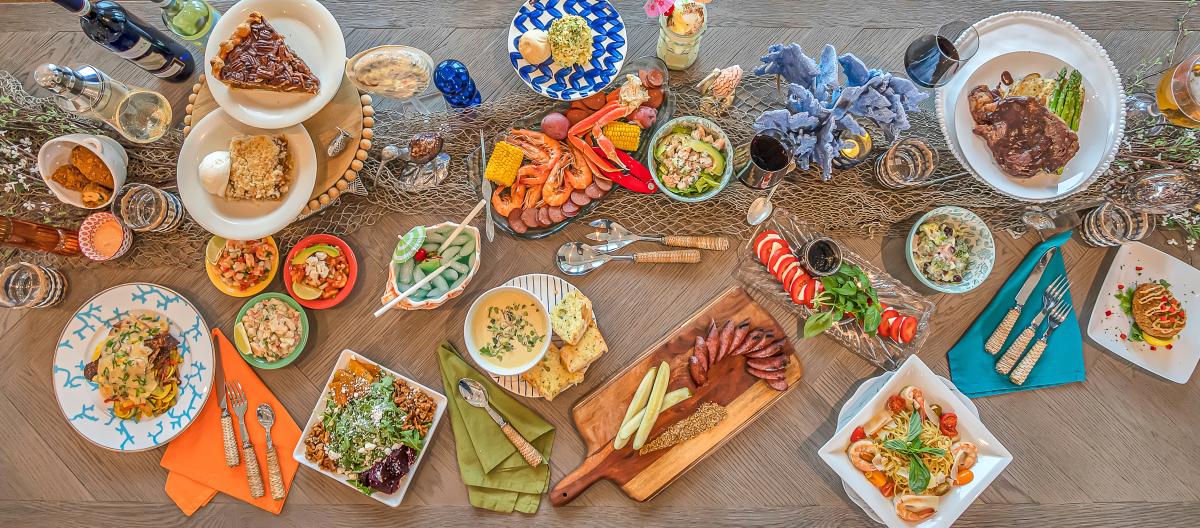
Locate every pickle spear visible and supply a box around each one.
[633,361,671,450]
[613,366,658,449]
[616,387,692,445]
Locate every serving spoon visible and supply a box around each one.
[556,242,701,276]
[457,378,543,466]
[255,403,286,500]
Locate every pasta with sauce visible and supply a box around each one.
[84,312,182,421]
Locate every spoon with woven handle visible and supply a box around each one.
[256,403,286,500]
[458,378,543,466]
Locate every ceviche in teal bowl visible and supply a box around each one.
[648,116,733,202]
[906,206,994,294]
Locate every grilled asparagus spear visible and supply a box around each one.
[1048,67,1068,113]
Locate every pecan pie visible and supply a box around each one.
[210,11,320,94]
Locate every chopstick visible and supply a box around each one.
[373,199,487,317]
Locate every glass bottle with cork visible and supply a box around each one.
[34,63,172,144]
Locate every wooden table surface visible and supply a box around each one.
[2,1,1199,526]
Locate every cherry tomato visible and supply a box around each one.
[887,395,906,413]
[881,479,895,498]
[850,426,866,443]
[940,412,958,437]
[414,248,428,262]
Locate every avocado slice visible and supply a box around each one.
[685,138,725,175]
[291,244,341,265]
[654,133,689,162]
[417,256,442,273]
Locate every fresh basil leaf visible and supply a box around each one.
[1158,279,1172,288]
[906,410,923,442]
[803,310,836,338]
[908,455,931,493]
[910,446,947,456]
[863,304,881,335]
[882,439,909,451]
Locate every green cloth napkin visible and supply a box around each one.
[947,231,1086,397]
[436,342,553,514]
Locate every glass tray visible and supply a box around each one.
[737,207,936,370]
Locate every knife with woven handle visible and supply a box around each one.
[212,336,239,467]
[662,235,729,251]
[985,247,1057,355]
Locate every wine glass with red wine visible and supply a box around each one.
[904,21,979,88]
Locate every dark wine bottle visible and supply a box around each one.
[52,0,195,82]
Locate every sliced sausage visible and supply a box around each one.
[537,207,552,227]
[746,339,786,358]
[507,209,528,234]
[734,330,765,356]
[716,320,736,362]
[548,206,565,224]
[765,378,789,391]
[747,366,786,380]
[747,354,789,372]
[521,207,538,228]
[571,190,591,206]
[594,175,614,191]
[705,321,720,365]
[584,183,604,199]
[562,200,580,217]
[694,335,708,371]
[726,322,751,360]
[688,354,708,387]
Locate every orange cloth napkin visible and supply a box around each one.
[160,329,302,515]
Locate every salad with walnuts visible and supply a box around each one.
[303,359,436,495]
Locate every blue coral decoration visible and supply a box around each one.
[754,43,929,180]
[509,0,626,100]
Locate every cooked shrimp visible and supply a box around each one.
[491,184,527,217]
[950,441,978,472]
[900,386,930,420]
[894,495,938,522]
[847,439,881,473]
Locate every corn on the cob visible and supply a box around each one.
[485,141,523,187]
[602,121,642,151]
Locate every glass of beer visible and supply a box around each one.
[1155,53,1200,128]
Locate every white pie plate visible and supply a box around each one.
[204,0,346,129]
[292,349,447,507]
[818,355,1011,528]
[1086,242,1199,383]
[177,109,316,240]
[936,11,1124,203]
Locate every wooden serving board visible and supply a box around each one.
[183,73,375,217]
[551,286,803,505]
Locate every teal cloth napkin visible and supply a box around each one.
[948,231,1085,397]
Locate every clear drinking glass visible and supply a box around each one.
[875,138,939,189]
[904,21,979,88]
[111,183,184,232]
[0,262,67,309]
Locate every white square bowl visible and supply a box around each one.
[818,355,1012,527]
[292,349,447,507]
[1086,242,1199,383]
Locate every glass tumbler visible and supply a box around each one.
[0,262,67,309]
[111,183,184,232]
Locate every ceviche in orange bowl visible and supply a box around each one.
[204,235,279,297]
[284,234,357,309]
[818,355,1011,527]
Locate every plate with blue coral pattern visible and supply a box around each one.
[508,0,627,101]
[53,283,214,451]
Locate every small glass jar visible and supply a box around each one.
[656,4,707,70]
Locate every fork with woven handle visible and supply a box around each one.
[1010,301,1072,385]
[228,381,265,498]
[996,275,1069,375]
[985,247,1059,354]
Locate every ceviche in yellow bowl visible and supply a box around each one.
[846,385,977,523]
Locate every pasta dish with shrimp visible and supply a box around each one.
[846,386,977,523]
[84,312,182,421]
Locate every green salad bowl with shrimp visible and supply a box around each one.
[905,206,995,294]
[648,116,733,203]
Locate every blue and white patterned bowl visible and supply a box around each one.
[508,0,627,101]
[905,206,996,294]
[53,283,214,451]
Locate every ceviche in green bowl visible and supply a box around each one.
[648,116,733,202]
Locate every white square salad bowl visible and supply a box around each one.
[818,355,1012,527]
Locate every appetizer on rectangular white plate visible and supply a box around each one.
[818,355,1011,527]
[292,349,446,507]
[1087,242,1196,383]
